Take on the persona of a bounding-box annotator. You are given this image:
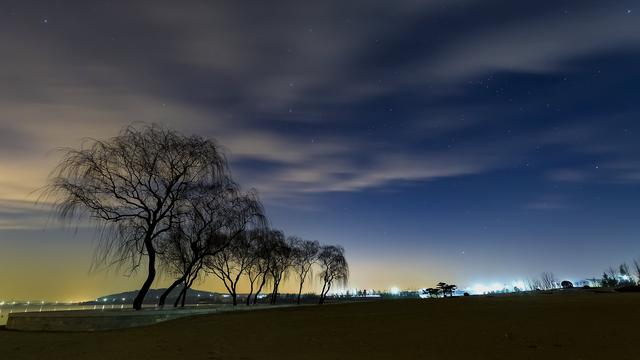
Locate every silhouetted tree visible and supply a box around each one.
[267,234,294,305]
[159,185,265,307]
[560,280,574,289]
[540,272,558,290]
[243,230,270,306]
[250,230,284,304]
[618,263,635,286]
[157,180,233,307]
[526,276,543,291]
[601,271,618,287]
[290,238,320,305]
[444,284,457,297]
[435,282,456,297]
[317,245,349,304]
[206,231,259,306]
[44,124,227,310]
[634,259,640,285]
[423,288,440,298]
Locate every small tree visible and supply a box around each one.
[444,284,457,297]
[560,280,574,289]
[526,276,543,291]
[601,272,618,288]
[290,238,320,305]
[618,263,635,286]
[423,288,440,298]
[540,272,558,290]
[317,245,349,304]
[436,282,448,297]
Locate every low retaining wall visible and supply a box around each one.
[6,305,293,332]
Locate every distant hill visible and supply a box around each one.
[84,288,222,305]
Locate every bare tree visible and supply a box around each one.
[317,245,349,304]
[540,272,558,290]
[618,263,635,286]
[43,124,227,310]
[634,258,640,285]
[290,238,320,305]
[159,185,266,307]
[206,229,263,306]
[157,180,235,307]
[526,276,543,291]
[245,231,271,306]
[267,234,294,305]
[249,230,284,305]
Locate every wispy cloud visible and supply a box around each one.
[1,0,640,223]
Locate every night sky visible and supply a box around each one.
[1,0,640,300]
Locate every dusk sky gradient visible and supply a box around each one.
[1,0,640,300]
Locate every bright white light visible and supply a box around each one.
[512,280,526,290]
[468,282,508,295]
[389,287,400,295]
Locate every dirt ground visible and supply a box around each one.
[1,291,639,359]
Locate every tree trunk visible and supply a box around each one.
[246,281,254,306]
[180,275,197,308]
[180,288,187,307]
[133,240,156,310]
[253,274,267,304]
[319,280,327,305]
[271,280,280,305]
[297,281,304,305]
[174,285,187,307]
[159,276,185,307]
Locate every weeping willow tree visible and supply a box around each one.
[290,237,320,305]
[317,245,349,304]
[157,180,267,307]
[43,124,229,310]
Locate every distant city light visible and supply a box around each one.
[465,280,529,294]
[389,287,400,295]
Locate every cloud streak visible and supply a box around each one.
[1,0,639,213]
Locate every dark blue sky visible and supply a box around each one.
[1,0,639,298]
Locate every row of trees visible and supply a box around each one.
[44,124,348,310]
[526,272,560,291]
[590,261,640,288]
[527,260,640,291]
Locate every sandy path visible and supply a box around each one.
[1,292,639,359]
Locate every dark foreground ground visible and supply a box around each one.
[1,291,639,359]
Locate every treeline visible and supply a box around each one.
[527,258,640,291]
[44,124,348,310]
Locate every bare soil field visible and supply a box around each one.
[1,291,639,359]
